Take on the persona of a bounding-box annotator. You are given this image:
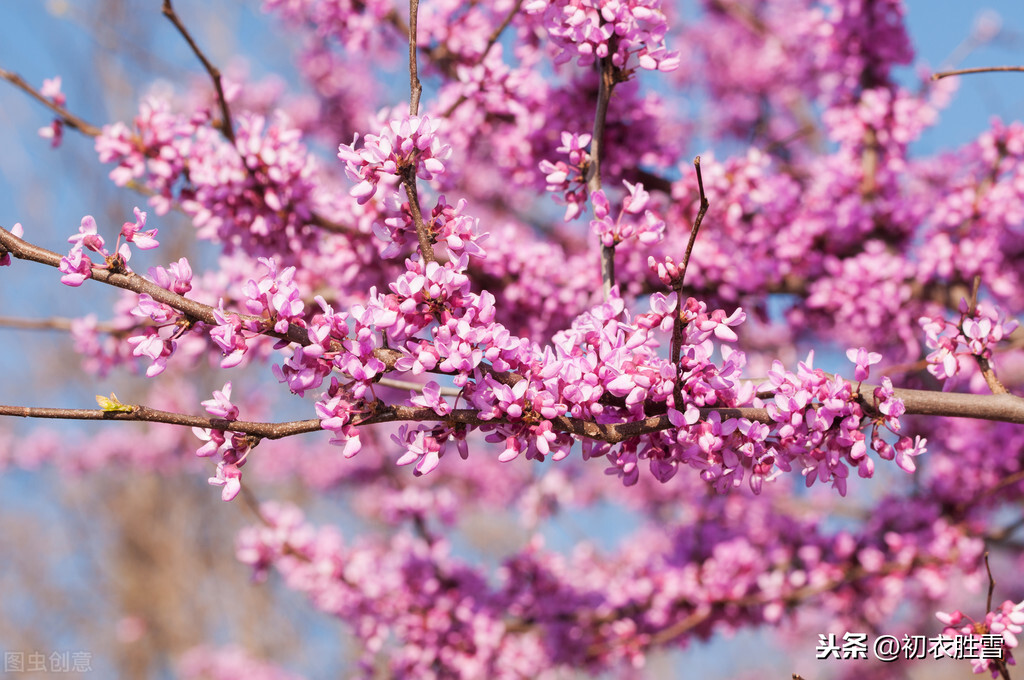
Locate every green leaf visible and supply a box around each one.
[96,393,133,413]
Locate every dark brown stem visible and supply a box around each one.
[932,65,1024,80]
[670,158,710,404]
[0,403,321,439]
[588,58,618,299]
[408,0,423,116]
[0,67,102,137]
[162,0,236,144]
[400,168,437,264]
[985,552,995,613]
[965,275,1008,395]
[677,156,709,288]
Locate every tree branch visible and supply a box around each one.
[0,403,321,440]
[408,0,423,116]
[5,222,1024,443]
[589,57,617,299]
[0,67,102,137]
[932,65,1024,80]
[161,0,236,144]
[671,157,710,405]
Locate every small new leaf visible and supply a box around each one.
[96,392,134,413]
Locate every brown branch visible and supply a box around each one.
[0,67,102,137]
[647,551,958,647]
[408,0,423,116]
[400,168,437,264]
[965,274,1008,395]
[677,156,709,288]
[0,315,124,334]
[0,403,321,440]
[932,65,1024,80]
[6,223,1024,440]
[0,223,364,355]
[985,552,995,613]
[671,158,710,407]
[588,57,619,299]
[161,0,236,144]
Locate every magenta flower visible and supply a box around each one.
[338,114,451,205]
[120,207,160,250]
[845,346,882,381]
[209,461,243,502]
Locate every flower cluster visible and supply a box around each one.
[937,599,1024,676]
[920,301,1020,384]
[97,99,323,262]
[590,181,664,247]
[37,76,65,148]
[337,114,451,205]
[58,209,158,289]
[525,0,680,71]
[376,195,488,260]
[95,97,198,214]
[538,131,591,221]
[193,382,251,502]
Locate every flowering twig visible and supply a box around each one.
[0,67,101,137]
[589,57,620,299]
[0,63,357,238]
[398,0,436,264]
[0,402,321,440]
[932,65,1024,80]
[161,0,236,144]
[670,157,710,396]
[966,275,1008,395]
[5,223,1024,435]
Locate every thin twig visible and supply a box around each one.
[965,274,1008,395]
[398,0,436,264]
[161,0,236,144]
[408,0,423,116]
[0,315,124,334]
[588,57,619,299]
[0,403,321,439]
[670,158,710,401]
[400,168,437,263]
[933,65,1024,80]
[677,156,709,287]
[0,67,102,137]
[985,552,995,612]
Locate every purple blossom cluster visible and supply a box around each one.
[920,301,1020,384]
[525,0,680,71]
[337,114,451,205]
[96,99,323,262]
[539,130,592,221]
[37,76,65,148]
[937,600,1024,676]
[194,382,250,502]
[590,181,664,247]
